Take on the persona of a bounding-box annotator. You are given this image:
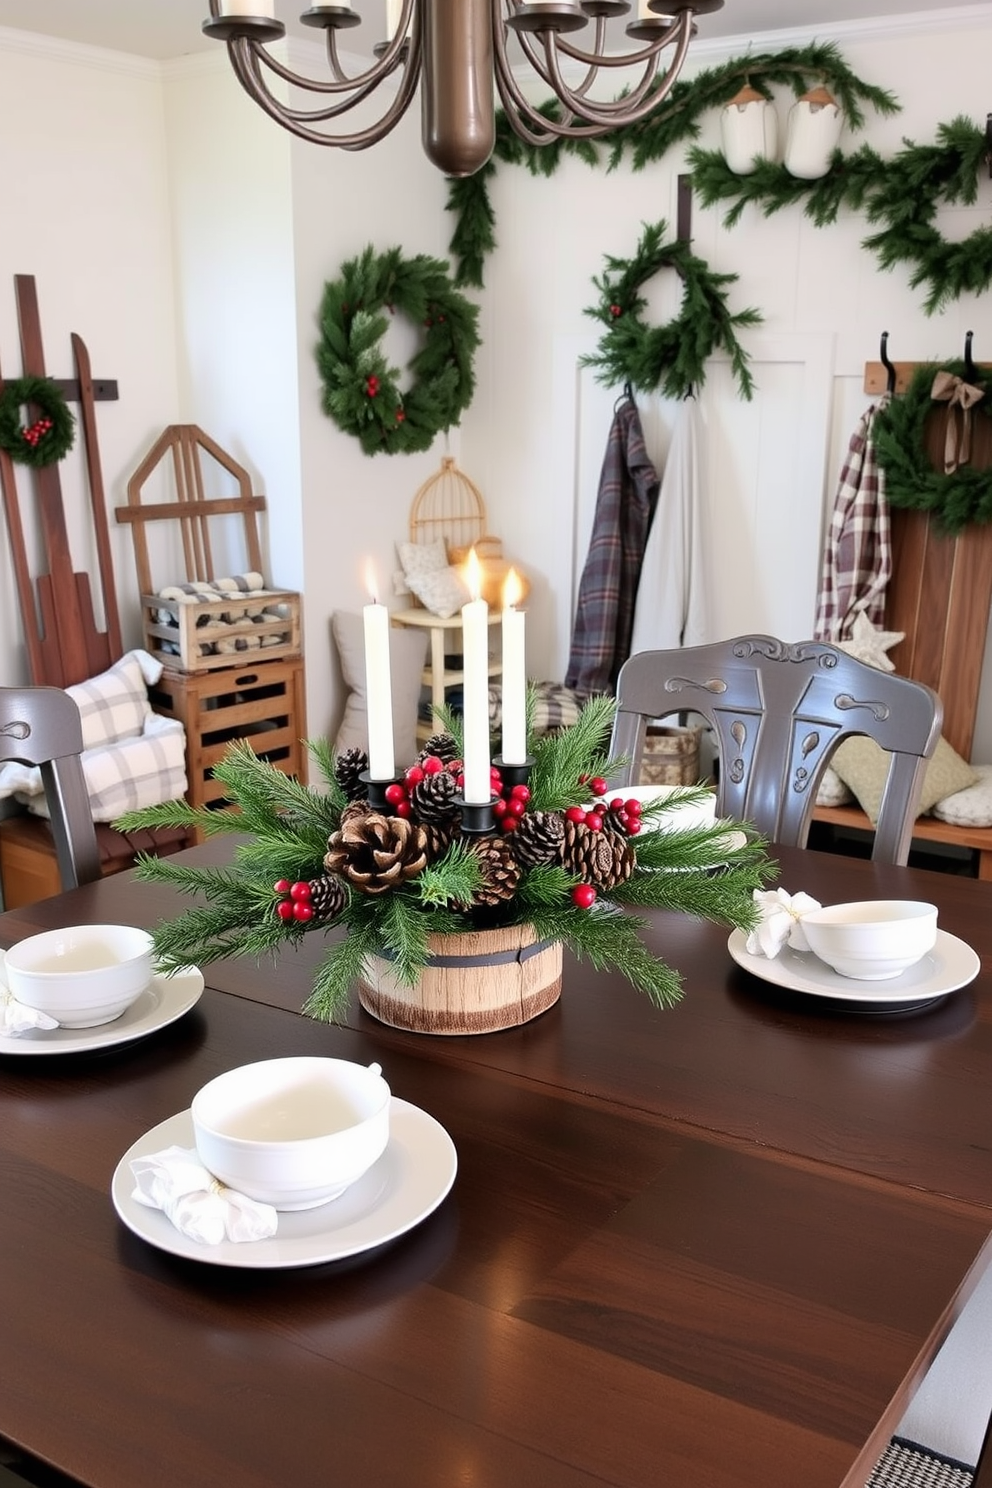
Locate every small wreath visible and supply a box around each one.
[873,360,992,535]
[0,376,75,468]
[316,245,480,457]
[581,220,762,402]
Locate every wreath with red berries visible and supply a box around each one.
[317,245,481,457]
[582,220,762,402]
[0,376,76,469]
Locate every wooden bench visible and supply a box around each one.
[812,505,992,878]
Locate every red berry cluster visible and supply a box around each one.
[396,408,406,423]
[273,878,314,923]
[609,304,623,318]
[566,776,644,912]
[383,754,450,818]
[21,416,53,447]
[492,778,531,834]
[365,374,380,398]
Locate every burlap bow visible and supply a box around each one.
[931,370,985,473]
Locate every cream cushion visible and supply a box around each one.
[814,765,854,808]
[332,611,428,771]
[931,763,992,828]
[830,735,978,826]
[405,565,471,619]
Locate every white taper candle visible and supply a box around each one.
[461,550,491,805]
[363,565,395,781]
[500,569,527,765]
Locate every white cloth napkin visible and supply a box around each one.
[746,888,822,959]
[0,951,59,1035]
[130,1145,278,1245]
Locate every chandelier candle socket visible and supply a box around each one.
[500,568,527,767]
[461,549,491,806]
[363,567,395,782]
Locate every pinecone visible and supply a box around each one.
[334,747,369,802]
[512,810,566,869]
[561,819,635,893]
[307,875,347,921]
[339,800,371,830]
[324,811,428,896]
[422,819,460,862]
[469,835,522,907]
[420,732,459,765]
[410,770,459,824]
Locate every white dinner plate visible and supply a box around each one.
[0,966,204,1057]
[112,1098,457,1269]
[727,928,980,1011]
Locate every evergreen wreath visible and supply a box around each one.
[316,245,480,456]
[446,43,897,289]
[689,116,992,315]
[0,376,75,468]
[873,360,992,535]
[116,695,772,1021]
[582,221,761,401]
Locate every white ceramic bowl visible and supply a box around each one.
[191,1056,391,1211]
[596,783,717,834]
[3,924,154,1028]
[801,900,938,981]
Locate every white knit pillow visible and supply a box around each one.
[405,565,471,619]
[814,766,854,808]
[930,763,992,828]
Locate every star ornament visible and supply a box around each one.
[837,612,904,672]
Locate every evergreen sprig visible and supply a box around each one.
[447,43,898,289]
[581,220,762,400]
[118,701,775,1021]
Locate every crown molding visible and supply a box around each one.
[687,2,992,60]
[0,24,160,78]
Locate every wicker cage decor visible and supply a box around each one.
[409,455,487,554]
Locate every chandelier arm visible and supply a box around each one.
[228,39,421,145]
[491,52,606,142]
[540,32,666,113]
[553,15,684,68]
[504,10,687,121]
[238,25,410,95]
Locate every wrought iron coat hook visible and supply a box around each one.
[879,331,897,395]
[964,329,977,382]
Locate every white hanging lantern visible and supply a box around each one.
[719,83,778,176]
[784,84,844,180]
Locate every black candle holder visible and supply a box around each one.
[493,755,534,791]
[455,795,498,836]
[359,770,401,812]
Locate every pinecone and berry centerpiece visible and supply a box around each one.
[117,696,773,1034]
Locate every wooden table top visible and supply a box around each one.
[2,844,991,1488]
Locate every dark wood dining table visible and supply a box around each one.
[1,841,991,1488]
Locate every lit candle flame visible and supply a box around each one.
[364,559,379,606]
[502,567,523,609]
[464,547,482,603]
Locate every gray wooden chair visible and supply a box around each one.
[610,635,942,866]
[0,687,100,891]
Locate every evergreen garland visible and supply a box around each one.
[116,699,774,1022]
[872,360,992,534]
[689,117,992,314]
[446,43,898,289]
[316,245,480,456]
[0,376,75,468]
[582,220,761,401]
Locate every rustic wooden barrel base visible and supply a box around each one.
[359,925,563,1035]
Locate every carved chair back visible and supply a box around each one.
[610,635,942,865]
[0,686,100,889]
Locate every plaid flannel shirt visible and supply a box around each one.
[565,397,659,696]
[814,401,891,643]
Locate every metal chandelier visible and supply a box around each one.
[204,0,725,177]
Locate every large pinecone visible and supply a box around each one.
[469,835,521,907]
[421,819,460,863]
[307,875,347,921]
[512,810,566,869]
[420,732,459,765]
[561,819,635,893]
[324,811,428,896]
[410,770,459,824]
[334,747,369,802]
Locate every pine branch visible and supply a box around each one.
[531,902,682,1007]
[530,695,617,809]
[115,799,242,838]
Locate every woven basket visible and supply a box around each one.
[638,725,703,786]
[358,923,562,1035]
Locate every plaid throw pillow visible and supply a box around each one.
[66,650,161,751]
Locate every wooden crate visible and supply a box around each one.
[148,659,307,821]
[140,588,302,675]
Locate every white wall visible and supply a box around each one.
[3,9,992,760]
[0,29,179,683]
